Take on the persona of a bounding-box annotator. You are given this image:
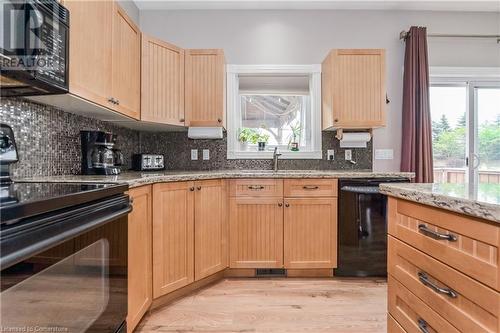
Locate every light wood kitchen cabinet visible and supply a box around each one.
[322,49,386,130]
[152,182,194,298]
[142,35,185,125]
[127,186,152,333]
[185,49,226,127]
[284,198,338,269]
[194,180,228,280]
[65,0,113,108]
[229,197,284,268]
[111,3,141,119]
[64,0,140,119]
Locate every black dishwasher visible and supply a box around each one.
[335,178,410,277]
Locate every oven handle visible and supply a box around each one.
[1,196,131,269]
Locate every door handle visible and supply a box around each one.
[302,186,319,190]
[418,224,457,242]
[189,187,195,191]
[417,318,430,333]
[285,203,290,207]
[278,202,283,207]
[197,186,202,191]
[418,272,457,298]
[248,185,264,190]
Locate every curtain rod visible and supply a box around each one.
[399,30,500,43]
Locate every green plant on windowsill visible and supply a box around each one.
[288,123,301,151]
[238,128,260,150]
[257,133,270,151]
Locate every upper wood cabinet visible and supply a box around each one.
[152,182,194,298]
[194,180,228,281]
[322,49,386,130]
[111,4,141,119]
[127,186,152,333]
[185,49,226,127]
[141,35,185,125]
[65,0,113,108]
[283,198,338,269]
[64,1,140,119]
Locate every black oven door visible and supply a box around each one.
[0,0,69,96]
[0,195,129,333]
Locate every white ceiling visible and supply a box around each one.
[133,0,500,12]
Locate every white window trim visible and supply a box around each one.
[226,64,322,159]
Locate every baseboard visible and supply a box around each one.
[225,268,334,278]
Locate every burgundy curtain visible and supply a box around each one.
[400,26,434,183]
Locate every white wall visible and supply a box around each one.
[140,9,500,171]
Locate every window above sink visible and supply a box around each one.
[226,65,322,159]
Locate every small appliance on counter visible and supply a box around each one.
[81,131,123,175]
[132,154,165,171]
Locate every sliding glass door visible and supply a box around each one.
[430,80,500,184]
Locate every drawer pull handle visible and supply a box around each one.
[302,186,319,190]
[418,224,457,242]
[417,318,430,333]
[248,185,265,190]
[418,272,457,298]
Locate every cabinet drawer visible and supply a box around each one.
[389,236,499,333]
[388,276,460,333]
[284,179,338,197]
[388,314,406,333]
[388,198,500,291]
[229,179,283,197]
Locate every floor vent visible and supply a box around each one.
[255,269,286,277]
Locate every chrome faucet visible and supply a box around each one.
[273,146,282,172]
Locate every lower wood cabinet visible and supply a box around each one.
[194,180,228,280]
[127,186,153,333]
[152,182,194,298]
[284,198,338,269]
[229,197,284,268]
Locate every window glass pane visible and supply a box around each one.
[477,88,500,183]
[430,86,467,183]
[239,94,309,148]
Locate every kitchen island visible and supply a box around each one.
[380,182,499,333]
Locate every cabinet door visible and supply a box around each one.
[111,3,141,119]
[284,198,337,268]
[185,49,225,127]
[322,49,386,129]
[194,180,227,280]
[229,197,283,268]
[127,186,152,333]
[142,35,185,125]
[152,182,194,298]
[65,0,113,108]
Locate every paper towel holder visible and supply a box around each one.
[335,128,372,141]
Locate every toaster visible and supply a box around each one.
[132,154,165,171]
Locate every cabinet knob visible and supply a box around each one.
[180,118,185,122]
[197,186,202,191]
[334,118,339,123]
[189,187,195,191]
[115,99,120,105]
[278,202,283,207]
[285,203,290,207]
[108,97,115,104]
[217,118,222,123]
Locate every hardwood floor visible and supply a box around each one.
[136,278,387,333]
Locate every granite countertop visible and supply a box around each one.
[17,169,414,188]
[380,182,500,223]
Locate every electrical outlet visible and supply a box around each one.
[345,150,352,161]
[203,149,210,160]
[191,149,198,160]
[327,150,335,161]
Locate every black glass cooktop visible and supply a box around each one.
[0,182,129,225]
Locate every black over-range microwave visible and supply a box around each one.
[0,0,69,96]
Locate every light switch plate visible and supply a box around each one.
[375,149,394,160]
[345,150,352,161]
[203,149,210,160]
[191,149,198,160]
[327,150,335,161]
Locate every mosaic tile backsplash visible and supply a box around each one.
[0,98,372,178]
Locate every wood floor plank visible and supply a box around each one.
[136,278,387,333]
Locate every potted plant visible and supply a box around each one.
[257,133,270,151]
[289,124,301,152]
[238,128,258,151]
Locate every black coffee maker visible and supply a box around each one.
[81,131,123,175]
